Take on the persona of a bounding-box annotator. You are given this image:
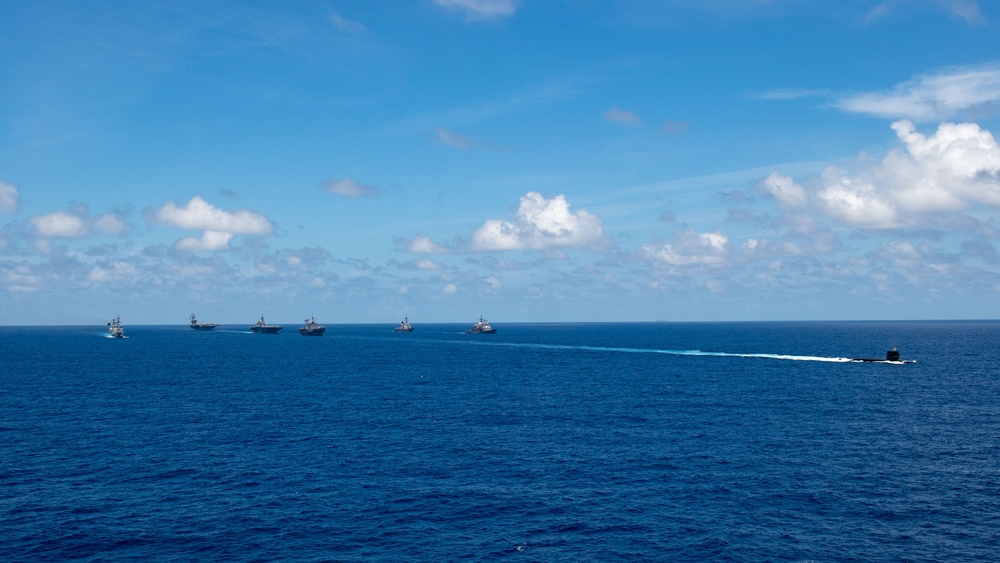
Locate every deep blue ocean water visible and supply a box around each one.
[2,321,999,562]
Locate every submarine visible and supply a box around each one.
[851,348,913,363]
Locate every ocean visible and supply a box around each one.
[2,321,998,561]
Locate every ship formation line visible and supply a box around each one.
[105,315,912,363]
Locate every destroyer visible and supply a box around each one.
[251,315,283,334]
[299,316,326,336]
[466,316,497,334]
[394,317,413,332]
[189,313,218,331]
[107,315,125,338]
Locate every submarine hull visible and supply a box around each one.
[852,349,908,363]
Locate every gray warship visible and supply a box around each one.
[251,315,283,334]
[466,316,497,334]
[189,313,219,331]
[107,315,125,338]
[299,316,326,336]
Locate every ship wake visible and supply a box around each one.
[482,341,858,363]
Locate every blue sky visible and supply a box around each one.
[2,0,1000,324]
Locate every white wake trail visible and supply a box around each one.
[488,342,855,363]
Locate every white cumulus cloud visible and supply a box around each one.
[155,196,273,234]
[471,192,606,252]
[759,171,807,208]
[885,120,1000,209]
[816,168,901,229]
[774,120,1000,230]
[154,196,271,251]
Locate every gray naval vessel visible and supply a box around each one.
[189,313,219,331]
[251,315,283,334]
[299,316,326,336]
[394,317,413,332]
[466,316,497,334]
[107,315,124,338]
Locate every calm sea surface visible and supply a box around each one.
[2,321,998,561]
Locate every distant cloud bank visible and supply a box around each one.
[642,230,729,267]
[636,118,1000,272]
[30,207,127,239]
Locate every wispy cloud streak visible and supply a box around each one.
[433,0,517,22]
[835,64,1000,121]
